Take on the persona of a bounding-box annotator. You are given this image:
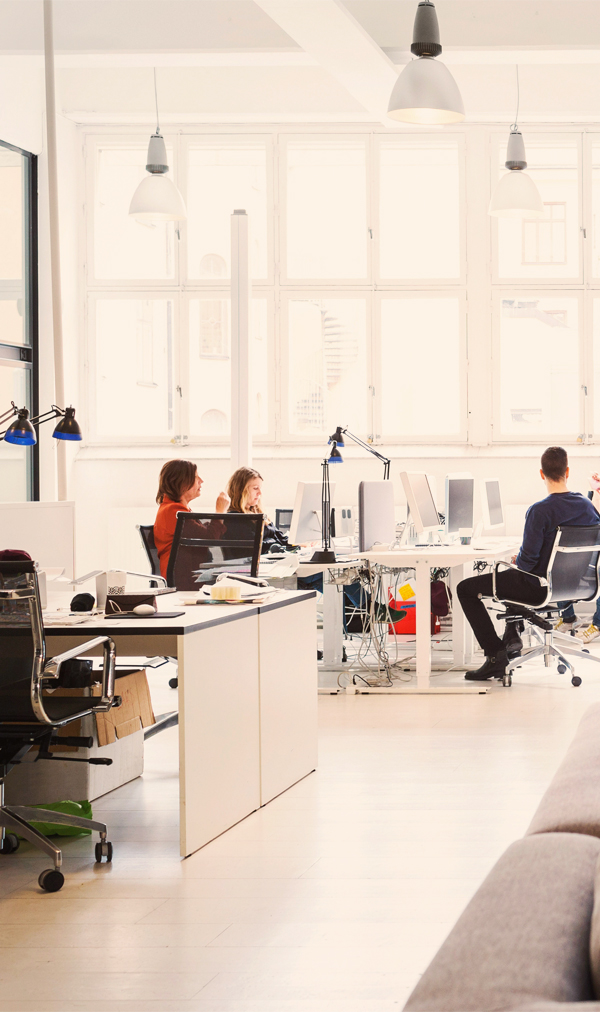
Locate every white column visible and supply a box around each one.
[231,209,251,470]
[43,0,67,501]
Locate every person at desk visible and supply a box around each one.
[154,459,229,579]
[457,447,600,681]
[225,467,287,555]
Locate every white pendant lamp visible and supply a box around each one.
[129,69,186,222]
[489,68,544,219]
[387,1,464,125]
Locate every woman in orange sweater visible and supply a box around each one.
[154,459,229,579]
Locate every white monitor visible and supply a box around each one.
[445,473,475,535]
[289,481,336,545]
[400,472,439,534]
[358,481,396,552]
[481,478,504,530]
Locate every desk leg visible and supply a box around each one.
[415,560,432,690]
[322,574,344,667]
[450,563,474,668]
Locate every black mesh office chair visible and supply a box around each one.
[493,524,600,687]
[0,560,118,891]
[167,513,264,591]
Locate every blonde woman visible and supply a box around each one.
[226,466,288,555]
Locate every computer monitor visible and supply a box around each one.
[289,481,337,545]
[445,473,475,535]
[275,508,293,533]
[400,472,439,534]
[358,481,396,552]
[481,478,504,530]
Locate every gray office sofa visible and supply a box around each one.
[404,704,600,1012]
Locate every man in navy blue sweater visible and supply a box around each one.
[457,446,600,680]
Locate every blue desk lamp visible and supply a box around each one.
[328,425,390,479]
[0,402,82,446]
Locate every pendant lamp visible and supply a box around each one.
[387,1,464,125]
[129,69,186,222]
[489,68,544,219]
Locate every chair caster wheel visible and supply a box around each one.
[583,648,590,654]
[38,868,64,892]
[557,663,567,674]
[168,677,178,689]
[572,676,582,687]
[0,833,19,854]
[503,673,512,687]
[95,841,113,863]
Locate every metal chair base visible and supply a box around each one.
[506,627,600,686]
[0,804,108,870]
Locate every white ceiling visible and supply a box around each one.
[3,0,600,124]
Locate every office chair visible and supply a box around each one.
[137,524,161,588]
[493,524,600,687]
[0,560,118,891]
[167,512,264,591]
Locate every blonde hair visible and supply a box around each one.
[227,467,263,515]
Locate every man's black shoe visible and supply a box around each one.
[465,649,509,681]
[502,623,523,659]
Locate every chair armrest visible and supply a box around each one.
[492,560,548,601]
[43,635,116,711]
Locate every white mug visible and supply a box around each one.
[96,570,126,610]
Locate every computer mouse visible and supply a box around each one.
[133,603,156,616]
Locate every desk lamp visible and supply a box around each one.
[328,426,391,480]
[310,440,343,565]
[0,402,82,445]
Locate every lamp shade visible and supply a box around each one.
[489,168,545,219]
[388,57,464,125]
[4,409,36,446]
[129,173,187,222]
[328,442,343,463]
[328,426,345,448]
[53,407,82,441]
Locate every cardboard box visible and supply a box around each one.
[93,669,155,746]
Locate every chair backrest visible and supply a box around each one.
[167,512,264,591]
[547,524,600,604]
[0,560,46,723]
[137,525,160,577]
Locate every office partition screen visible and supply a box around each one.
[0,141,38,500]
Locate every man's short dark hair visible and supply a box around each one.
[541,446,568,482]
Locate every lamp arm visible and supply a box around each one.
[342,428,391,477]
[29,406,62,428]
[0,402,19,428]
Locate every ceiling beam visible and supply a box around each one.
[253,0,398,123]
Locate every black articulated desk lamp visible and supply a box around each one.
[328,425,391,480]
[0,402,82,445]
[310,439,343,564]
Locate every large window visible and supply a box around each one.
[85,127,600,448]
[0,141,37,499]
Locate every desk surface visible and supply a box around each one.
[360,537,520,569]
[44,590,315,637]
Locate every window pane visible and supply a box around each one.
[379,141,460,279]
[0,362,30,500]
[94,146,175,280]
[94,300,174,438]
[0,147,25,345]
[496,140,579,279]
[381,299,461,436]
[188,299,269,438]
[187,144,268,280]
[287,299,367,435]
[286,140,367,279]
[499,296,579,435]
[589,145,600,278]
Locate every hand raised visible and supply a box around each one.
[216,492,230,513]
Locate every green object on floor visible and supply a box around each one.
[21,800,93,837]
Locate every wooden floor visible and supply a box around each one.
[1,653,599,1011]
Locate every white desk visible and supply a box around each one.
[45,591,318,857]
[360,540,519,693]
